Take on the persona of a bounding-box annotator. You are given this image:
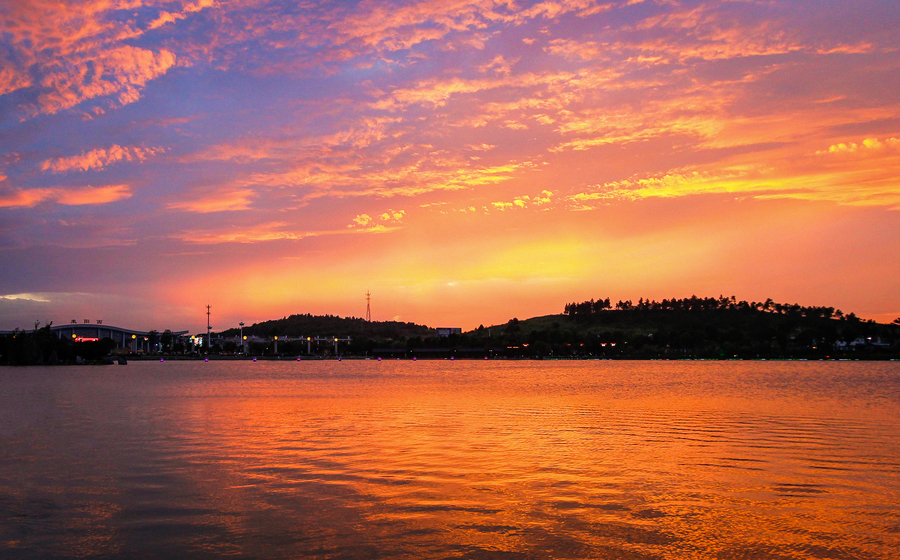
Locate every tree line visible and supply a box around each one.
[565,295,854,321]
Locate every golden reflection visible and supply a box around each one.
[142,361,900,558]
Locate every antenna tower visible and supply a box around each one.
[206,304,211,348]
[365,291,371,322]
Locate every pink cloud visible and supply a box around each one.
[149,0,218,30]
[0,188,56,208]
[55,184,132,205]
[42,145,165,173]
[32,46,177,116]
[0,184,131,208]
[167,187,256,213]
[3,1,178,117]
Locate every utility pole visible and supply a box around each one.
[206,304,211,351]
[333,336,351,356]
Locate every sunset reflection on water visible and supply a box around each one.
[1,361,898,559]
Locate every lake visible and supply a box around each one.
[1,360,899,559]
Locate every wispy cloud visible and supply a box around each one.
[167,187,256,213]
[569,158,900,209]
[172,222,318,244]
[42,145,165,173]
[0,293,51,303]
[0,185,131,208]
[2,1,178,118]
[148,0,218,30]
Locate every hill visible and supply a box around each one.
[471,295,899,359]
[217,313,432,340]
[211,296,899,359]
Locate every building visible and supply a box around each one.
[1,322,189,352]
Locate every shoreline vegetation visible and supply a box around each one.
[3,296,899,365]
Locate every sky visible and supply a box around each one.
[1,0,899,334]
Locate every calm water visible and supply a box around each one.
[1,360,899,559]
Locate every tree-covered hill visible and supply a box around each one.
[471,295,899,359]
[217,313,432,340]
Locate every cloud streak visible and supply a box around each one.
[0,185,132,208]
[42,145,165,173]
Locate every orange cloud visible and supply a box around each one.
[817,137,900,155]
[149,0,218,30]
[0,184,131,208]
[236,150,536,202]
[42,145,165,173]
[167,187,256,213]
[172,218,401,245]
[489,190,554,212]
[0,64,32,97]
[172,222,319,244]
[33,46,177,115]
[3,1,178,117]
[347,209,406,229]
[569,156,900,209]
[0,188,55,208]
[374,72,576,110]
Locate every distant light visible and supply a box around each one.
[274,336,278,340]
[72,333,77,339]
[243,336,247,340]
[132,334,136,339]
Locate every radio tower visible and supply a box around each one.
[206,304,211,348]
[365,291,371,322]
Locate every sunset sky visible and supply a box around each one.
[1,0,899,333]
